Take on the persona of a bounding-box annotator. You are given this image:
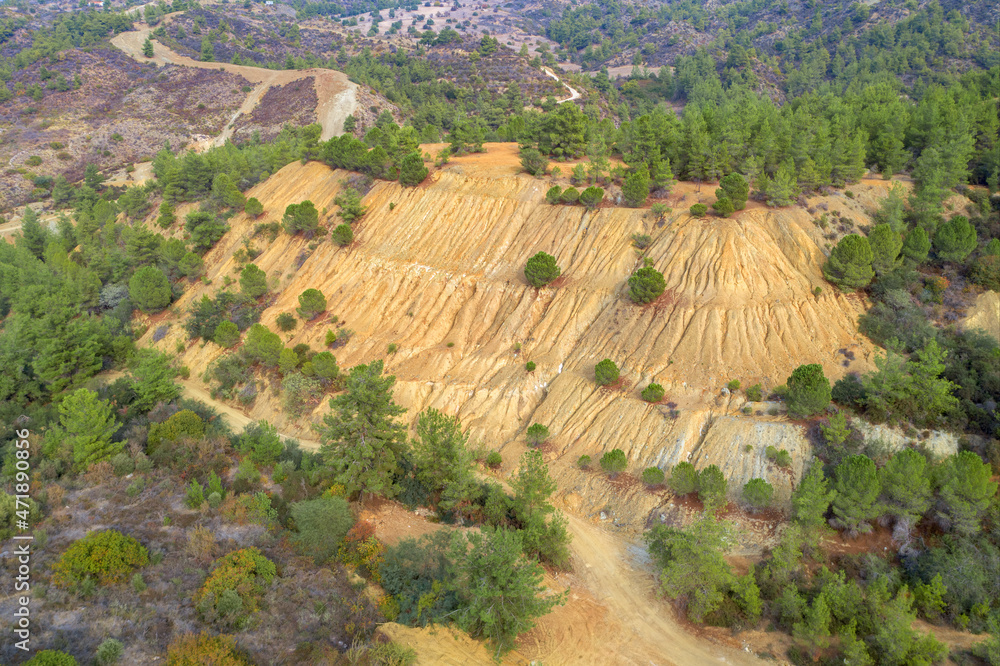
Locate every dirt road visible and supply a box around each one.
[562,514,765,665]
[167,374,763,664]
[111,24,357,146]
[177,379,323,449]
[543,66,582,103]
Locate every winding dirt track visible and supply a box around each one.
[178,379,323,448]
[543,66,583,103]
[173,379,763,665]
[111,24,357,145]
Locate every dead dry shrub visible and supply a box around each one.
[186,525,217,564]
[83,460,115,485]
[46,483,66,508]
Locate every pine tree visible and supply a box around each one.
[211,173,245,209]
[511,449,557,523]
[760,162,799,207]
[823,234,874,291]
[60,388,122,471]
[51,176,75,207]
[399,152,428,186]
[622,166,650,207]
[128,266,171,312]
[785,364,831,417]
[879,449,931,529]
[901,226,931,265]
[792,464,836,529]
[449,527,566,658]
[524,252,560,288]
[793,593,832,651]
[200,37,214,62]
[239,263,268,299]
[317,360,408,499]
[868,223,903,275]
[156,201,176,228]
[645,518,734,622]
[830,455,881,534]
[933,215,977,263]
[142,37,154,58]
[18,207,48,259]
[244,198,263,218]
[296,288,326,320]
[716,173,749,210]
[936,451,998,536]
[411,408,474,505]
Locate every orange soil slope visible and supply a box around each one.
[141,147,876,489]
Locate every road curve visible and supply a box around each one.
[542,66,582,104]
[111,23,358,145]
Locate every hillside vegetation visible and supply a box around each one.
[0,0,998,663]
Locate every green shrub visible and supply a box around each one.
[727,379,741,391]
[560,186,580,204]
[524,251,561,287]
[600,448,628,477]
[742,478,774,511]
[95,638,124,665]
[969,254,1000,291]
[525,361,536,372]
[545,185,563,204]
[25,651,78,666]
[631,233,652,249]
[519,147,548,176]
[238,421,283,465]
[745,383,763,402]
[290,495,355,564]
[785,364,831,417]
[525,423,550,447]
[334,187,367,223]
[239,263,268,299]
[195,547,277,628]
[628,260,666,303]
[296,288,326,320]
[641,383,665,402]
[186,480,205,509]
[595,358,619,386]
[823,234,874,291]
[698,465,728,511]
[129,266,171,312]
[933,215,977,263]
[669,461,699,495]
[577,455,591,469]
[282,200,319,235]
[712,197,735,217]
[332,223,354,246]
[690,203,708,217]
[147,410,205,454]
[579,186,604,209]
[52,529,149,588]
[166,633,252,665]
[272,312,294,332]
[485,451,502,468]
[642,467,665,486]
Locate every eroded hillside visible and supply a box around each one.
[139,145,890,524]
